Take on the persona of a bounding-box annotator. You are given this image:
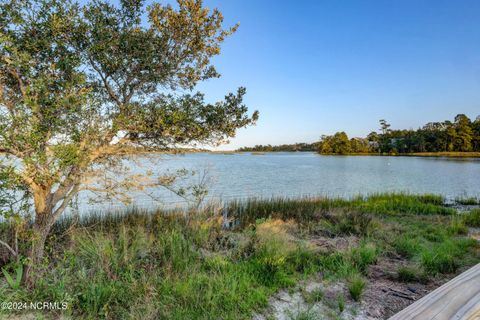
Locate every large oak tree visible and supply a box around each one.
[0,0,258,283]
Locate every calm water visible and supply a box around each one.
[78,152,480,211]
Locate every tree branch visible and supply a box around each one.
[87,56,122,107]
[0,239,17,257]
[51,183,81,222]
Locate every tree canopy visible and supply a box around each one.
[317,114,480,155]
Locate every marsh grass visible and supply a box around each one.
[396,266,425,283]
[455,196,480,205]
[447,217,468,235]
[349,243,378,274]
[347,274,366,301]
[0,193,478,319]
[228,192,453,228]
[463,209,480,227]
[303,288,324,304]
[394,235,421,258]
[337,295,346,312]
[1,213,323,319]
[420,238,477,275]
[287,307,319,320]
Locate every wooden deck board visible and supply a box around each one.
[389,263,480,320]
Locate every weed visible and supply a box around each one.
[337,294,345,312]
[288,307,319,320]
[447,217,468,235]
[394,235,421,258]
[397,266,419,282]
[419,239,475,275]
[347,274,366,301]
[463,209,480,227]
[349,243,377,274]
[1,263,23,289]
[303,287,324,304]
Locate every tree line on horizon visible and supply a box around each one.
[237,142,318,152]
[238,114,480,154]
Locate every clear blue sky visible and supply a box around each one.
[191,0,480,150]
[89,1,480,150]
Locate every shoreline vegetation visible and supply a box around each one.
[236,114,480,157]
[1,193,479,319]
[234,151,480,158]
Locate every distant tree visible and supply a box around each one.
[318,135,333,154]
[454,114,473,151]
[378,119,392,153]
[238,143,318,152]
[472,116,480,151]
[422,122,448,152]
[367,131,379,142]
[349,138,369,153]
[444,121,457,152]
[331,132,351,154]
[317,132,352,155]
[379,119,391,135]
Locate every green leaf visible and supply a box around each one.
[2,264,23,289]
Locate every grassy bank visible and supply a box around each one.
[0,193,479,319]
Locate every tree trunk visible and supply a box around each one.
[22,212,55,287]
[21,181,80,286]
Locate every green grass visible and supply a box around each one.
[0,193,478,319]
[349,243,378,274]
[397,266,424,283]
[229,192,453,227]
[420,239,477,275]
[394,235,421,258]
[455,196,480,205]
[463,209,480,227]
[303,288,324,304]
[337,295,345,313]
[347,274,366,302]
[447,217,468,235]
[288,308,319,320]
[1,212,325,319]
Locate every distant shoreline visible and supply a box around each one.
[229,151,480,158]
[8,149,473,157]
